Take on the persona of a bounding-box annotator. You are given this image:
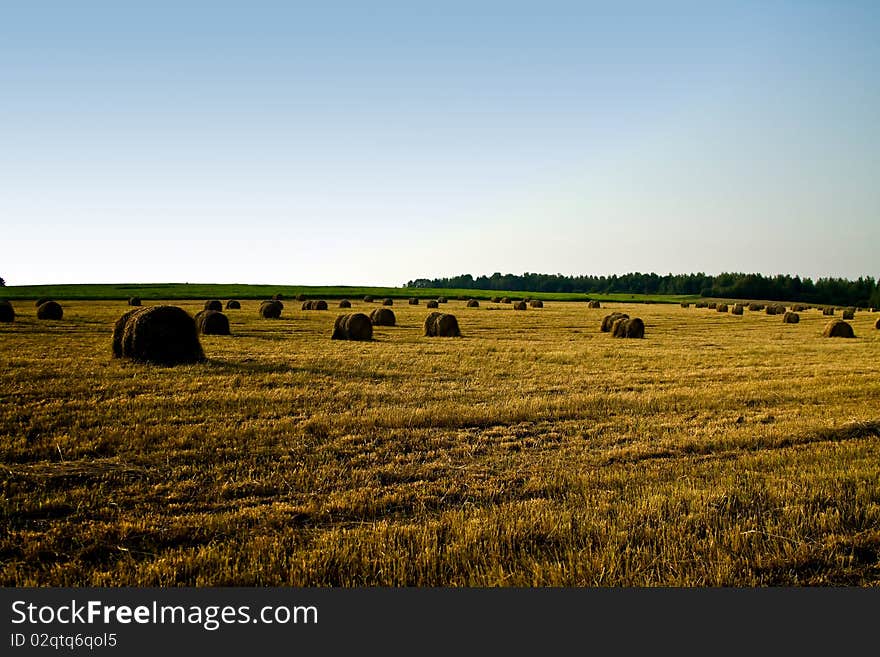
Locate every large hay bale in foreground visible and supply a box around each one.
[424,312,461,337]
[716,303,728,312]
[116,306,204,364]
[513,301,527,310]
[587,300,601,309]
[874,317,880,330]
[339,299,352,308]
[408,298,419,305]
[259,300,283,318]
[823,319,854,338]
[466,299,480,307]
[382,298,394,306]
[612,317,645,338]
[0,300,15,323]
[731,304,744,315]
[128,297,142,307]
[370,307,396,326]
[600,312,629,332]
[331,312,373,341]
[226,300,241,310]
[36,301,63,320]
[426,300,439,308]
[842,308,855,320]
[530,299,544,308]
[194,309,231,335]
[782,311,800,324]
[204,299,222,311]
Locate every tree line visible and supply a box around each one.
[406,272,880,307]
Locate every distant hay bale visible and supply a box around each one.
[766,306,778,315]
[408,297,419,305]
[748,303,763,311]
[204,299,222,311]
[501,297,511,304]
[426,299,439,308]
[466,299,480,307]
[782,311,800,324]
[731,304,744,315]
[680,302,690,308]
[529,299,544,308]
[823,319,854,338]
[382,298,394,306]
[115,306,205,364]
[716,303,728,312]
[273,293,285,300]
[194,309,231,335]
[707,302,717,309]
[822,307,834,316]
[331,312,373,341]
[370,307,396,326]
[36,301,63,320]
[842,308,855,320]
[437,296,448,304]
[302,299,328,310]
[513,300,527,310]
[363,295,374,303]
[587,300,601,308]
[600,312,629,332]
[792,304,806,312]
[612,316,645,338]
[225,300,241,310]
[128,296,142,306]
[35,297,52,307]
[0,300,15,323]
[491,297,501,303]
[424,312,461,337]
[259,300,283,318]
[339,299,352,308]
[695,302,707,308]
[296,294,307,301]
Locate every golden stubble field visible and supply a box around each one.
[1,299,879,585]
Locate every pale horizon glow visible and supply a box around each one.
[3,2,879,287]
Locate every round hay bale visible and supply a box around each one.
[529,299,544,308]
[382,298,394,306]
[438,296,448,304]
[128,296,142,307]
[331,312,373,341]
[426,300,439,309]
[600,312,629,332]
[513,300,527,310]
[680,302,690,308]
[823,319,854,338]
[259,300,283,318]
[842,308,855,320]
[501,297,511,304]
[370,307,396,326]
[117,306,205,364]
[225,300,241,310]
[204,299,222,312]
[716,303,728,312]
[707,302,717,309]
[112,308,147,357]
[466,299,480,308]
[36,301,63,320]
[35,297,52,307]
[408,298,419,305]
[587,300,601,308]
[782,311,800,324]
[765,306,778,316]
[339,299,352,308]
[424,312,461,337]
[194,309,231,335]
[731,304,744,315]
[273,293,285,301]
[874,317,880,329]
[301,299,328,310]
[822,307,834,316]
[748,303,762,311]
[612,317,645,338]
[0,300,15,323]
[363,295,374,303]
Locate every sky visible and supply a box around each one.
[2,1,879,286]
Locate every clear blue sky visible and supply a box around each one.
[3,1,878,286]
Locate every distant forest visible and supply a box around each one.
[406,272,880,307]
